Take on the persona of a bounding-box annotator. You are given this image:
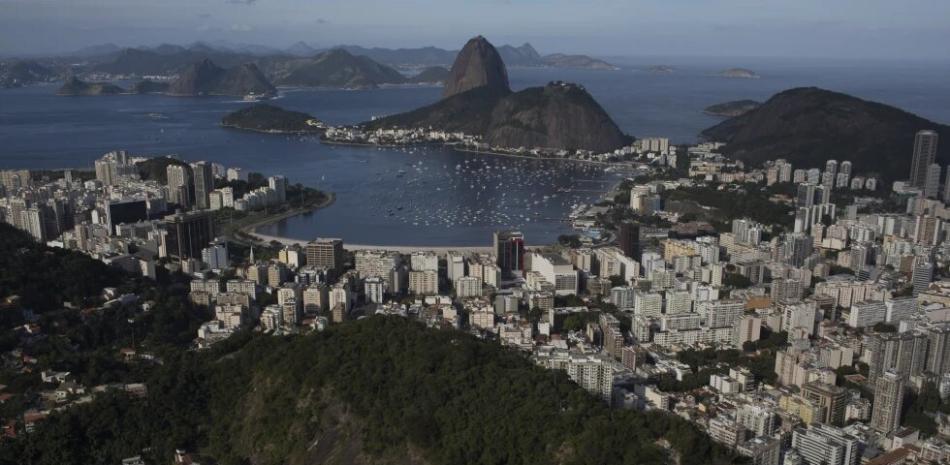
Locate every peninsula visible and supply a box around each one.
[344,36,631,155]
[56,76,124,96]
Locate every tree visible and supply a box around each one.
[723,273,752,289]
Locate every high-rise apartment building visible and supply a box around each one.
[166,164,193,209]
[493,230,525,276]
[305,238,344,272]
[924,163,942,199]
[618,222,640,259]
[161,210,214,259]
[870,371,904,434]
[191,161,214,210]
[910,130,939,187]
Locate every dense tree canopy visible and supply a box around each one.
[4,318,743,465]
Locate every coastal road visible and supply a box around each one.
[249,231,496,255]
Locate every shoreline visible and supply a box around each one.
[249,230,498,254]
[227,192,336,245]
[451,147,613,165]
[321,139,620,166]
[219,124,325,136]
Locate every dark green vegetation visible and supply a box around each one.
[902,382,950,437]
[701,87,950,181]
[368,85,510,135]
[663,184,794,230]
[135,156,190,184]
[703,100,760,117]
[4,317,741,465]
[0,224,123,311]
[56,76,124,96]
[167,59,276,97]
[0,224,209,422]
[0,60,57,88]
[221,104,324,133]
[654,331,788,392]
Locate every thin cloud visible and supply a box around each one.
[225,0,257,5]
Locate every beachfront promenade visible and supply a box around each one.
[249,231,497,254]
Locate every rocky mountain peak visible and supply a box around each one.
[442,35,510,98]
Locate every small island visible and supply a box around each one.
[647,65,675,74]
[57,76,125,96]
[221,104,326,134]
[718,68,760,79]
[704,99,761,117]
[541,54,618,70]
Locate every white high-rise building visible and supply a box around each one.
[364,276,385,303]
[201,242,229,270]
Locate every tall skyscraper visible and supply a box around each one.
[870,371,904,434]
[305,238,344,273]
[161,210,215,259]
[924,163,942,199]
[191,161,214,210]
[269,175,288,203]
[910,130,939,187]
[783,233,814,267]
[839,161,852,178]
[924,323,950,375]
[802,382,849,426]
[866,331,927,384]
[825,159,838,179]
[493,230,525,276]
[796,183,817,207]
[94,150,134,186]
[912,259,934,296]
[618,222,640,259]
[166,164,193,209]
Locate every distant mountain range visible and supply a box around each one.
[333,42,615,69]
[267,49,408,88]
[166,59,275,97]
[0,60,57,88]
[6,40,615,82]
[701,87,950,180]
[368,36,629,153]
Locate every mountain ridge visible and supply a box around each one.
[367,36,630,153]
[166,59,276,96]
[701,87,950,179]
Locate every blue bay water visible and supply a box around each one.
[1,59,949,245]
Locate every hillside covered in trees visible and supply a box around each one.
[4,315,742,465]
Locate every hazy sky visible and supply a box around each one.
[2,0,949,60]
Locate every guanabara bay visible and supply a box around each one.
[2,2,950,465]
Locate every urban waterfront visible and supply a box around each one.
[3,61,950,245]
